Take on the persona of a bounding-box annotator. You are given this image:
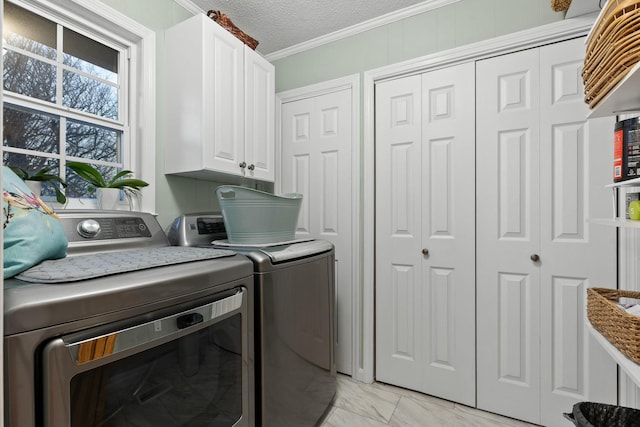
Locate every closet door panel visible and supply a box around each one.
[476,47,541,425]
[538,36,616,427]
[375,75,424,389]
[420,63,476,406]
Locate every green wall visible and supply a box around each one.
[98,0,235,228]
[97,0,564,228]
[273,0,564,92]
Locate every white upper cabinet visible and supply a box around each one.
[164,14,275,182]
[244,47,275,181]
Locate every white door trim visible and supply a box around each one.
[362,14,597,383]
[276,74,362,379]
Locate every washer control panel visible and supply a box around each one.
[73,216,152,240]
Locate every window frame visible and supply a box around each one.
[2,0,156,212]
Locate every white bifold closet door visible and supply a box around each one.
[476,37,616,426]
[375,62,476,406]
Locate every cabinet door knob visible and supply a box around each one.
[247,164,255,171]
[530,254,540,262]
[422,248,429,256]
[239,161,247,169]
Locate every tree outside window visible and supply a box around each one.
[2,1,127,201]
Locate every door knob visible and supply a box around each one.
[239,161,247,169]
[247,164,255,171]
[530,254,540,262]
[422,248,429,256]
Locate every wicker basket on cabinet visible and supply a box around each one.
[206,10,259,50]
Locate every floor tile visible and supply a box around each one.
[321,406,390,427]
[387,396,501,427]
[320,375,540,427]
[454,404,538,427]
[372,381,456,410]
[332,376,400,423]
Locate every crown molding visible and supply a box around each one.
[173,0,460,61]
[265,0,460,61]
[174,0,201,15]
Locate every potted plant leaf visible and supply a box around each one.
[9,165,67,204]
[66,161,149,210]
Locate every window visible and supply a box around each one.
[2,0,156,210]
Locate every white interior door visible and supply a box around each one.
[280,88,353,375]
[375,62,476,406]
[375,74,423,390]
[476,46,542,424]
[538,37,616,426]
[476,37,616,426]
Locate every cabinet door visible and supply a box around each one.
[375,62,476,406]
[204,21,245,176]
[164,15,245,179]
[244,48,275,181]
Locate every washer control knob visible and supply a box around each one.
[77,219,101,238]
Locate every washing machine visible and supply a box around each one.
[168,214,337,427]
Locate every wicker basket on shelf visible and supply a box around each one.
[207,10,259,50]
[587,287,640,363]
[583,0,640,108]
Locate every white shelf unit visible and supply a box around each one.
[587,323,640,388]
[590,179,640,228]
[584,9,640,399]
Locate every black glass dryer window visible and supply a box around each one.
[70,314,243,427]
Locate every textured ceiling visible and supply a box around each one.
[184,0,434,55]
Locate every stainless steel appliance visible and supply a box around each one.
[172,213,337,427]
[167,212,226,247]
[236,241,336,427]
[4,210,255,427]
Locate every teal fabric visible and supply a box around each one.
[3,166,67,279]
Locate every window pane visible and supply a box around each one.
[65,163,118,198]
[63,70,118,119]
[2,153,61,200]
[3,51,56,102]
[63,28,118,83]
[3,2,56,59]
[3,152,54,175]
[66,120,119,162]
[3,106,60,153]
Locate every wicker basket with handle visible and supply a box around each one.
[587,287,640,364]
[207,10,259,50]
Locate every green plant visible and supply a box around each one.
[9,165,67,204]
[66,161,149,196]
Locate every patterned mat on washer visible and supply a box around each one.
[16,246,236,283]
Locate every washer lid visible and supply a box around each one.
[257,239,333,263]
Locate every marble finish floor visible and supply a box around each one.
[319,375,538,427]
